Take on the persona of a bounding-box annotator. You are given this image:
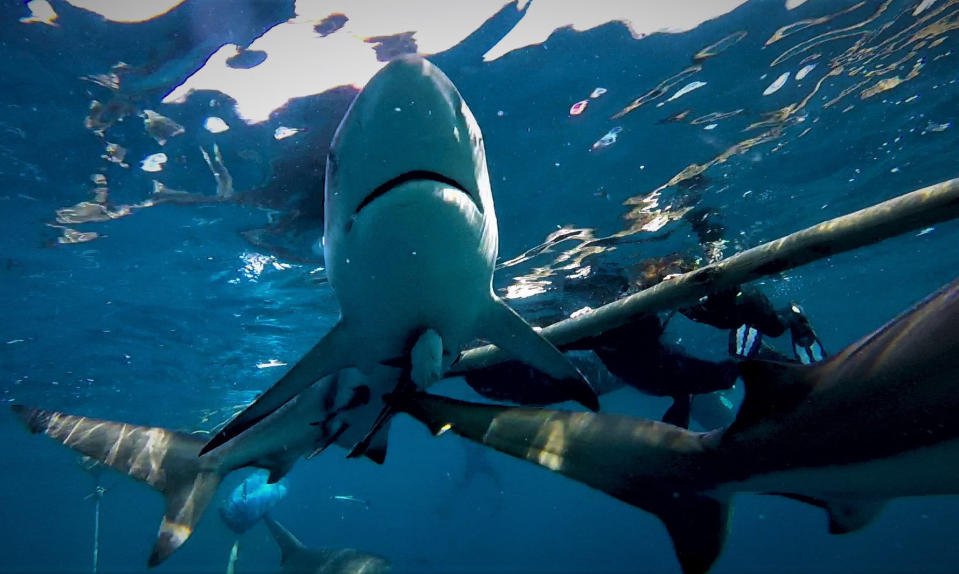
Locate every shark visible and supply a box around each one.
[391,275,959,574]
[262,514,392,574]
[11,366,397,567]
[202,54,596,455]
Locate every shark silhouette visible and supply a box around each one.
[263,515,391,574]
[203,54,596,456]
[393,275,959,574]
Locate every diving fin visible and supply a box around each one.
[786,303,827,364]
[729,324,762,358]
[480,296,598,411]
[202,321,355,454]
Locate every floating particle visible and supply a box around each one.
[204,116,229,134]
[569,100,589,116]
[590,87,607,98]
[703,123,718,130]
[667,81,707,102]
[140,152,168,173]
[796,63,817,80]
[257,359,287,369]
[142,110,184,145]
[273,126,302,140]
[591,126,623,150]
[763,72,790,95]
[917,226,935,236]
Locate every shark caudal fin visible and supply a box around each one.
[11,405,224,567]
[262,514,305,564]
[479,297,599,411]
[391,392,730,574]
[202,321,354,454]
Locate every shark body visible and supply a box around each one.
[12,366,394,566]
[395,276,959,574]
[263,515,392,574]
[203,55,595,454]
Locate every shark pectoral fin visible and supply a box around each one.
[728,360,818,434]
[11,405,224,567]
[775,493,887,534]
[479,296,599,411]
[202,321,355,454]
[654,493,732,574]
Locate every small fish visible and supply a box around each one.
[331,495,371,509]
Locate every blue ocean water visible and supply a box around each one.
[2,0,959,573]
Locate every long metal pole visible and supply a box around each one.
[453,176,959,372]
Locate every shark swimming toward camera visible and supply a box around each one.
[263,515,392,574]
[202,55,596,455]
[11,367,396,567]
[393,275,959,574]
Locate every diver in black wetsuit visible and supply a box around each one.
[463,205,827,429]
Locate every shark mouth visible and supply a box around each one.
[355,170,478,216]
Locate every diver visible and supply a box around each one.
[463,205,827,429]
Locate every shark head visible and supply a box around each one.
[323,54,496,262]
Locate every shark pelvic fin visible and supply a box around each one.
[346,405,393,464]
[729,360,818,434]
[775,493,887,534]
[202,321,354,454]
[479,296,599,411]
[362,420,391,464]
[11,405,224,567]
[654,493,732,574]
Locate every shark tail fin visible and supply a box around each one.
[262,514,305,564]
[202,321,354,455]
[479,296,599,411]
[11,405,225,567]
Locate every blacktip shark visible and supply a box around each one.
[203,55,596,454]
[263,514,392,574]
[392,275,959,574]
[11,366,395,567]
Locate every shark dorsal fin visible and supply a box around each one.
[729,360,818,434]
[262,515,305,564]
[774,494,887,534]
